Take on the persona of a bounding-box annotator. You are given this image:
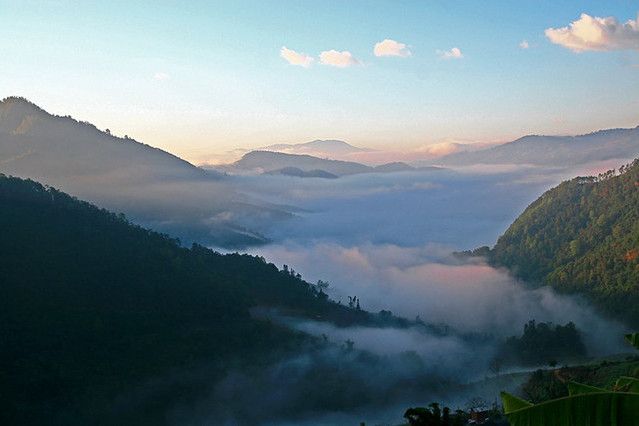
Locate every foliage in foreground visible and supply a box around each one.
[501,333,639,426]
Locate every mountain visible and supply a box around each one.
[0,97,209,181]
[261,139,371,157]
[488,159,639,326]
[265,166,339,179]
[232,151,371,175]
[0,97,286,247]
[226,150,426,177]
[438,126,639,166]
[0,175,390,424]
[373,161,415,173]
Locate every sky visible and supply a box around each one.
[1,1,638,163]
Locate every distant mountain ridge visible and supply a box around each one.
[261,139,371,156]
[265,166,339,179]
[225,150,438,177]
[438,126,639,166]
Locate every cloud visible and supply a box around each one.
[374,39,411,57]
[280,46,314,67]
[416,141,464,157]
[153,72,170,81]
[437,47,463,59]
[545,13,639,52]
[319,49,360,67]
[519,40,530,49]
[256,241,629,355]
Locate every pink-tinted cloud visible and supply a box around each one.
[280,46,314,67]
[255,241,627,351]
[373,39,411,57]
[319,49,360,67]
[545,13,639,52]
[415,141,463,157]
[437,47,463,59]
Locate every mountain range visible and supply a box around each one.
[0,97,288,247]
[260,139,371,157]
[220,150,436,177]
[438,126,639,167]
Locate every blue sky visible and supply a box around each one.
[1,1,638,163]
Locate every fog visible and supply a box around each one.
[255,242,627,355]
[181,161,633,425]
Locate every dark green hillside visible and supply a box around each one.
[0,175,358,424]
[490,159,639,325]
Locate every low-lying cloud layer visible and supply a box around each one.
[220,162,634,424]
[256,242,628,355]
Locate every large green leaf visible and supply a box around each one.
[501,392,639,426]
[500,392,533,413]
[567,381,606,396]
[615,377,639,393]
[626,333,639,350]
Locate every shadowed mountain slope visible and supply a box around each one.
[0,97,289,247]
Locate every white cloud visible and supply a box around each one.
[373,39,411,57]
[153,72,170,81]
[519,40,530,49]
[319,49,360,67]
[415,141,463,157]
[437,47,463,59]
[280,46,314,67]
[545,13,639,52]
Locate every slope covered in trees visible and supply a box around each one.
[490,159,639,326]
[0,175,366,424]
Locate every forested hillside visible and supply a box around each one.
[490,159,639,326]
[0,175,362,424]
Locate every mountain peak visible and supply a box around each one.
[0,96,47,115]
[303,139,369,152]
[0,96,51,134]
[1,94,46,109]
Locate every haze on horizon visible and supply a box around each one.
[1,1,638,164]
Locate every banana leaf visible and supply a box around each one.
[501,391,639,426]
[615,376,639,393]
[567,381,606,395]
[626,333,639,349]
[500,392,533,413]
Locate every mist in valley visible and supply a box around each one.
[180,161,632,425]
